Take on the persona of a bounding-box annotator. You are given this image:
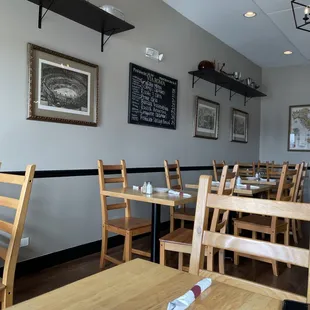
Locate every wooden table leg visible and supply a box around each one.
[151,203,161,263]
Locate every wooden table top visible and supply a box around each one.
[241,179,277,186]
[101,187,197,207]
[185,183,272,196]
[11,259,282,309]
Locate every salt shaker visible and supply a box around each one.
[142,182,147,194]
[146,181,153,195]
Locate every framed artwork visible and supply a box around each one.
[28,44,99,127]
[288,105,310,151]
[193,96,220,139]
[231,108,248,143]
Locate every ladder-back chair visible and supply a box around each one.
[212,160,226,182]
[237,162,255,177]
[98,160,151,269]
[160,165,238,273]
[233,163,300,276]
[164,160,195,232]
[189,174,310,304]
[0,165,36,309]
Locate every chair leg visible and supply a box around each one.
[2,287,13,309]
[252,231,257,239]
[207,246,214,271]
[291,220,298,245]
[297,220,303,239]
[234,223,239,265]
[170,211,174,232]
[178,253,184,271]
[219,250,225,274]
[100,225,108,269]
[123,237,126,262]
[124,231,132,262]
[284,222,291,269]
[270,232,278,276]
[180,220,185,228]
[160,242,166,266]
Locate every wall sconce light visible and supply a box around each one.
[145,47,164,62]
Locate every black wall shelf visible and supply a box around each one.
[189,69,266,105]
[28,0,135,52]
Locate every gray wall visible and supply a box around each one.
[1,0,262,261]
[260,65,310,201]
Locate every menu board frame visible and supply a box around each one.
[128,63,178,130]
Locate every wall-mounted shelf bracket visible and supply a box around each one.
[214,84,223,96]
[38,0,55,29]
[244,96,252,106]
[191,75,200,88]
[229,90,237,101]
[101,28,116,52]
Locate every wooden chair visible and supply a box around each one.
[98,160,151,269]
[212,160,226,182]
[293,162,308,240]
[0,165,36,309]
[237,162,255,177]
[233,163,300,276]
[159,164,238,273]
[257,160,272,179]
[189,175,310,304]
[164,160,195,232]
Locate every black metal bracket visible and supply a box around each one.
[214,84,223,96]
[191,75,200,88]
[244,96,252,106]
[229,90,237,101]
[38,0,56,29]
[101,28,116,52]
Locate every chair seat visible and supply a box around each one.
[234,215,286,227]
[107,217,151,231]
[160,228,193,245]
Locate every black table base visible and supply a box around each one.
[151,203,161,263]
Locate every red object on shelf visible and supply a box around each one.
[198,60,215,70]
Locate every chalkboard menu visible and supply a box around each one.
[128,63,178,130]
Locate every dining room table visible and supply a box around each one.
[10,259,283,309]
[100,187,197,263]
[185,182,272,197]
[241,178,277,186]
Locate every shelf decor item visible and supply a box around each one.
[288,105,310,151]
[231,108,248,143]
[193,96,220,140]
[198,60,215,71]
[28,44,99,126]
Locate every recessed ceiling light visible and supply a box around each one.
[244,11,257,18]
[284,50,293,55]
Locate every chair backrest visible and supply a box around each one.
[237,161,255,177]
[294,162,308,203]
[98,160,131,221]
[211,164,239,233]
[212,160,226,182]
[0,165,36,292]
[164,160,182,190]
[189,175,310,303]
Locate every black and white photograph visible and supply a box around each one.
[231,108,248,143]
[193,96,219,139]
[38,60,90,116]
[28,44,99,127]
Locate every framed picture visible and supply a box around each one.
[28,44,99,126]
[288,105,310,151]
[231,108,248,143]
[193,97,220,139]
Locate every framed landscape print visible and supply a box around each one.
[28,44,99,126]
[193,97,219,139]
[288,105,310,151]
[231,108,248,143]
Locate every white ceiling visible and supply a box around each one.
[163,0,310,67]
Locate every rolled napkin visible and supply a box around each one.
[132,185,142,191]
[211,181,220,186]
[250,185,260,189]
[167,278,212,310]
[168,190,191,198]
[260,178,276,182]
